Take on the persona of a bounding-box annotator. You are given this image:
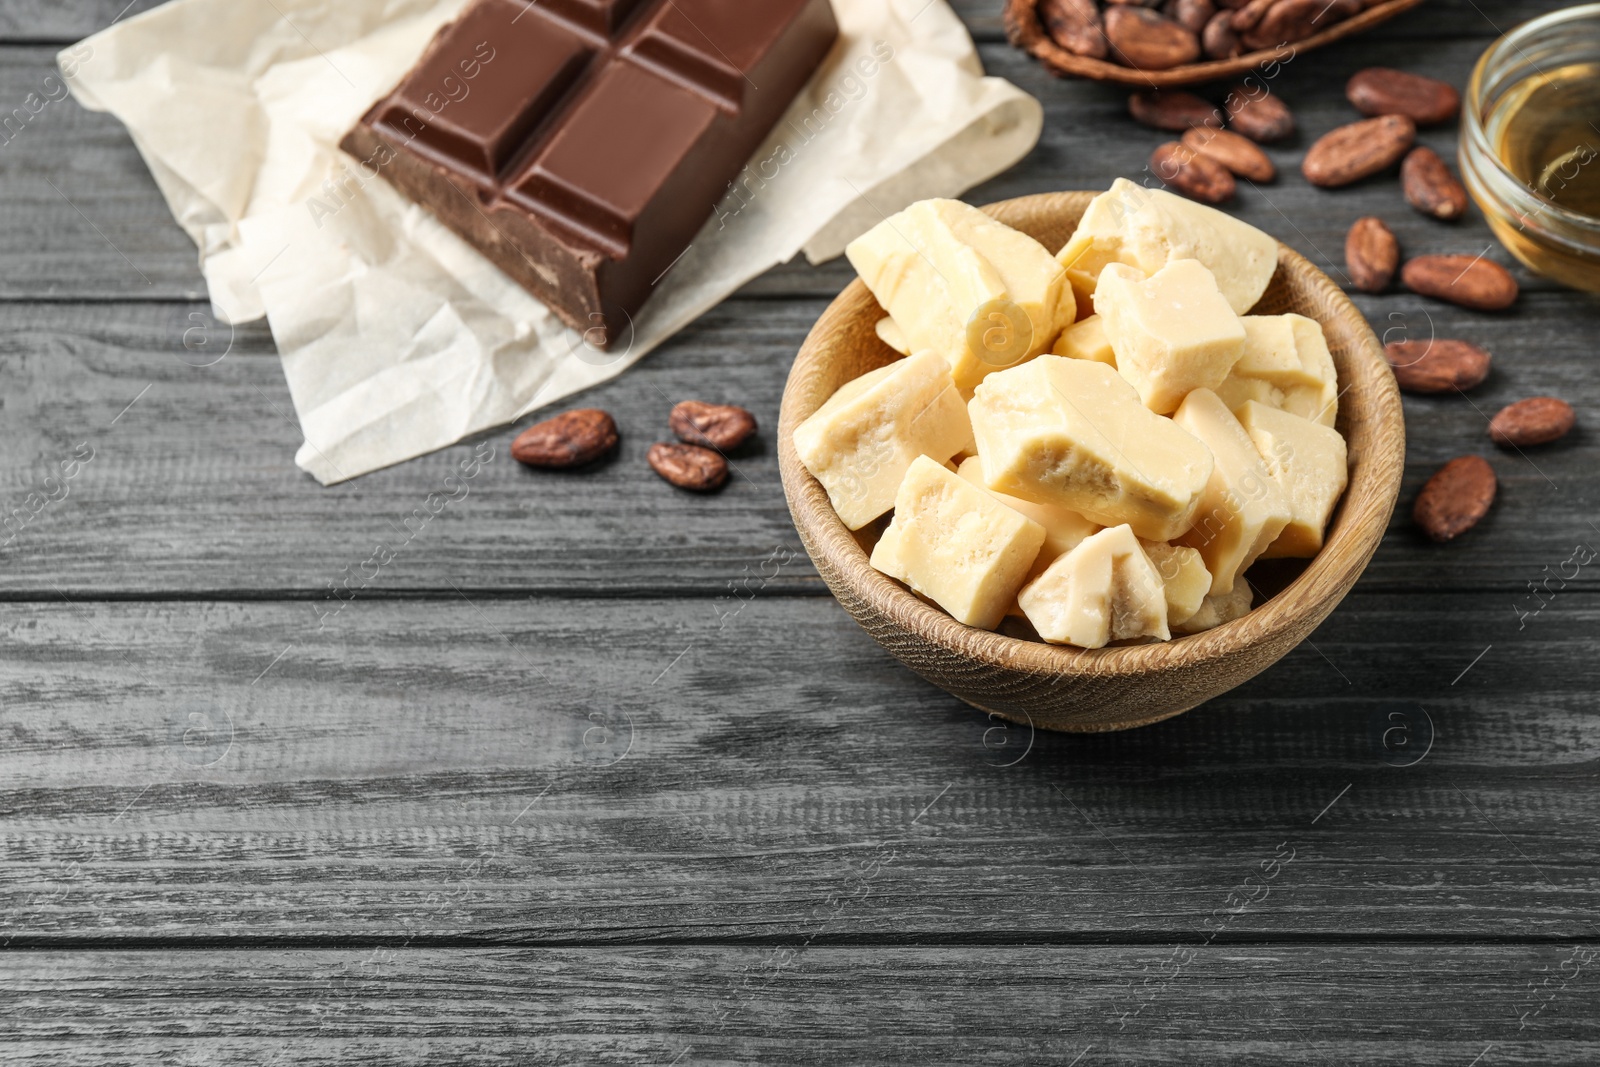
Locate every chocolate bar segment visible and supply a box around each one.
[625,0,794,109]
[372,1,593,183]
[343,0,839,345]
[507,59,720,257]
[544,0,651,36]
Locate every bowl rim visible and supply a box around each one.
[777,190,1406,682]
[1003,0,1430,89]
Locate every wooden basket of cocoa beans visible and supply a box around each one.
[1006,0,1427,86]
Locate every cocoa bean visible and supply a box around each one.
[1243,0,1358,49]
[1401,255,1518,311]
[1228,0,1274,33]
[1180,126,1274,181]
[1489,397,1575,448]
[1401,146,1469,221]
[1383,338,1491,393]
[1224,85,1295,142]
[669,400,758,451]
[1039,0,1109,58]
[1104,7,1202,69]
[1173,0,1216,34]
[511,409,619,469]
[1301,115,1416,187]
[1201,10,1243,57]
[1346,67,1461,126]
[1413,455,1496,542]
[1151,141,1237,203]
[1345,216,1399,293]
[1128,90,1222,131]
[648,443,729,492]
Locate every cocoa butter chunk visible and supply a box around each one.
[871,456,1046,632]
[1052,314,1118,366]
[956,456,1099,576]
[1140,540,1211,626]
[968,356,1215,543]
[792,350,973,531]
[875,316,912,355]
[1172,581,1252,635]
[1056,177,1279,316]
[846,198,1072,393]
[1018,524,1171,648]
[1237,401,1348,558]
[1172,388,1292,596]
[1213,314,1339,428]
[1094,258,1247,415]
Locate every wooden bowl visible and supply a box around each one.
[1004,0,1429,89]
[778,191,1405,733]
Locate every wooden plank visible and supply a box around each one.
[3,592,1598,945]
[0,299,817,597]
[0,298,1593,597]
[4,35,1567,302]
[0,1,162,42]
[0,45,205,299]
[0,0,1542,43]
[3,945,1596,1064]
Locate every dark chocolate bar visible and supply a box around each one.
[341,0,839,346]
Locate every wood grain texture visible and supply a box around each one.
[0,293,1595,598]
[779,191,1404,731]
[0,1,162,40]
[0,299,813,597]
[3,594,1599,944]
[2,0,1595,1055]
[4,946,1598,1064]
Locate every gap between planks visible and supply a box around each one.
[5,584,1600,603]
[4,930,1599,952]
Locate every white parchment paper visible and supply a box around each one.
[64,0,1042,484]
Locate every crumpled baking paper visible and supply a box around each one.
[64,0,1042,484]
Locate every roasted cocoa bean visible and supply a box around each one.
[1302,114,1416,187]
[511,409,620,469]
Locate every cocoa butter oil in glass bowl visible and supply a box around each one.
[1462,4,1600,292]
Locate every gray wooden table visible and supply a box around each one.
[5,0,1600,1062]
